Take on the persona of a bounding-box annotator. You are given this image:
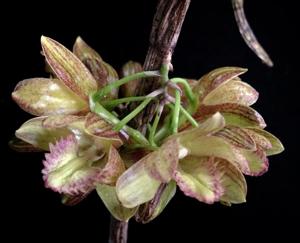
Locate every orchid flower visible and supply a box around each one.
[11,36,158,219]
[11,36,283,223]
[115,67,284,222]
[12,37,128,206]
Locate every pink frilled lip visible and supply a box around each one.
[42,135,99,195]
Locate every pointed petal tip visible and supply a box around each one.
[41,35,49,45]
[12,78,88,116]
[74,36,85,47]
[75,36,83,42]
[230,67,248,75]
[41,36,97,100]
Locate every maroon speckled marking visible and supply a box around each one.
[95,146,125,185]
[173,156,224,204]
[85,112,122,141]
[215,126,256,150]
[195,103,266,128]
[199,68,247,100]
[41,37,97,101]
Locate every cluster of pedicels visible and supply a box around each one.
[11,36,283,222]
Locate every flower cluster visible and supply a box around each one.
[12,36,283,222]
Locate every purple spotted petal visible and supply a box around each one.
[195,103,266,128]
[41,36,97,100]
[194,67,247,101]
[174,156,224,204]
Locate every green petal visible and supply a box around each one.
[194,67,247,101]
[41,36,97,100]
[42,115,83,128]
[176,114,253,176]
[195,103,266,128]
[177,112,225,141]
[42,114,117,152]
[216,157,247,204]
[203,80,258,106]
[245,128,284,155]
[73,37,119,100]
[12,78,88,116]
[174,156,246,204]
[116,139,179,208]
[239,148,269,176]
[96,184,137,221]
[120,61,143,97]
[180,135,237,164]
[116,162,161,208]
[15,117,71,150]
[174,156,223,203]
[136,181,176,223]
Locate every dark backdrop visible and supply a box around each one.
[1,1,298,242]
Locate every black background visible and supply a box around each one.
[1,1,298,242]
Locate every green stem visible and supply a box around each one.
[170,77,197,112]
[113,97,153,131]
[170,90,181,134]
[167,104,198,128]
[89,95,149,145]
[160,63,169,83]
[124,143,158,151]
[93,71,160,101]
[179,106,199,127]
[148,107,163,146]
[153,117,171,144]
[154,103,198,143]
[102,96,148,110]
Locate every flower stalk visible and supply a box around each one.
[93,71,160,102]
[109,217,128,243]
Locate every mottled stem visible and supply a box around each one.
[133,0,191,131]
[232,0,273,66]
[109,217,128,243]
[108,1,191,242]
